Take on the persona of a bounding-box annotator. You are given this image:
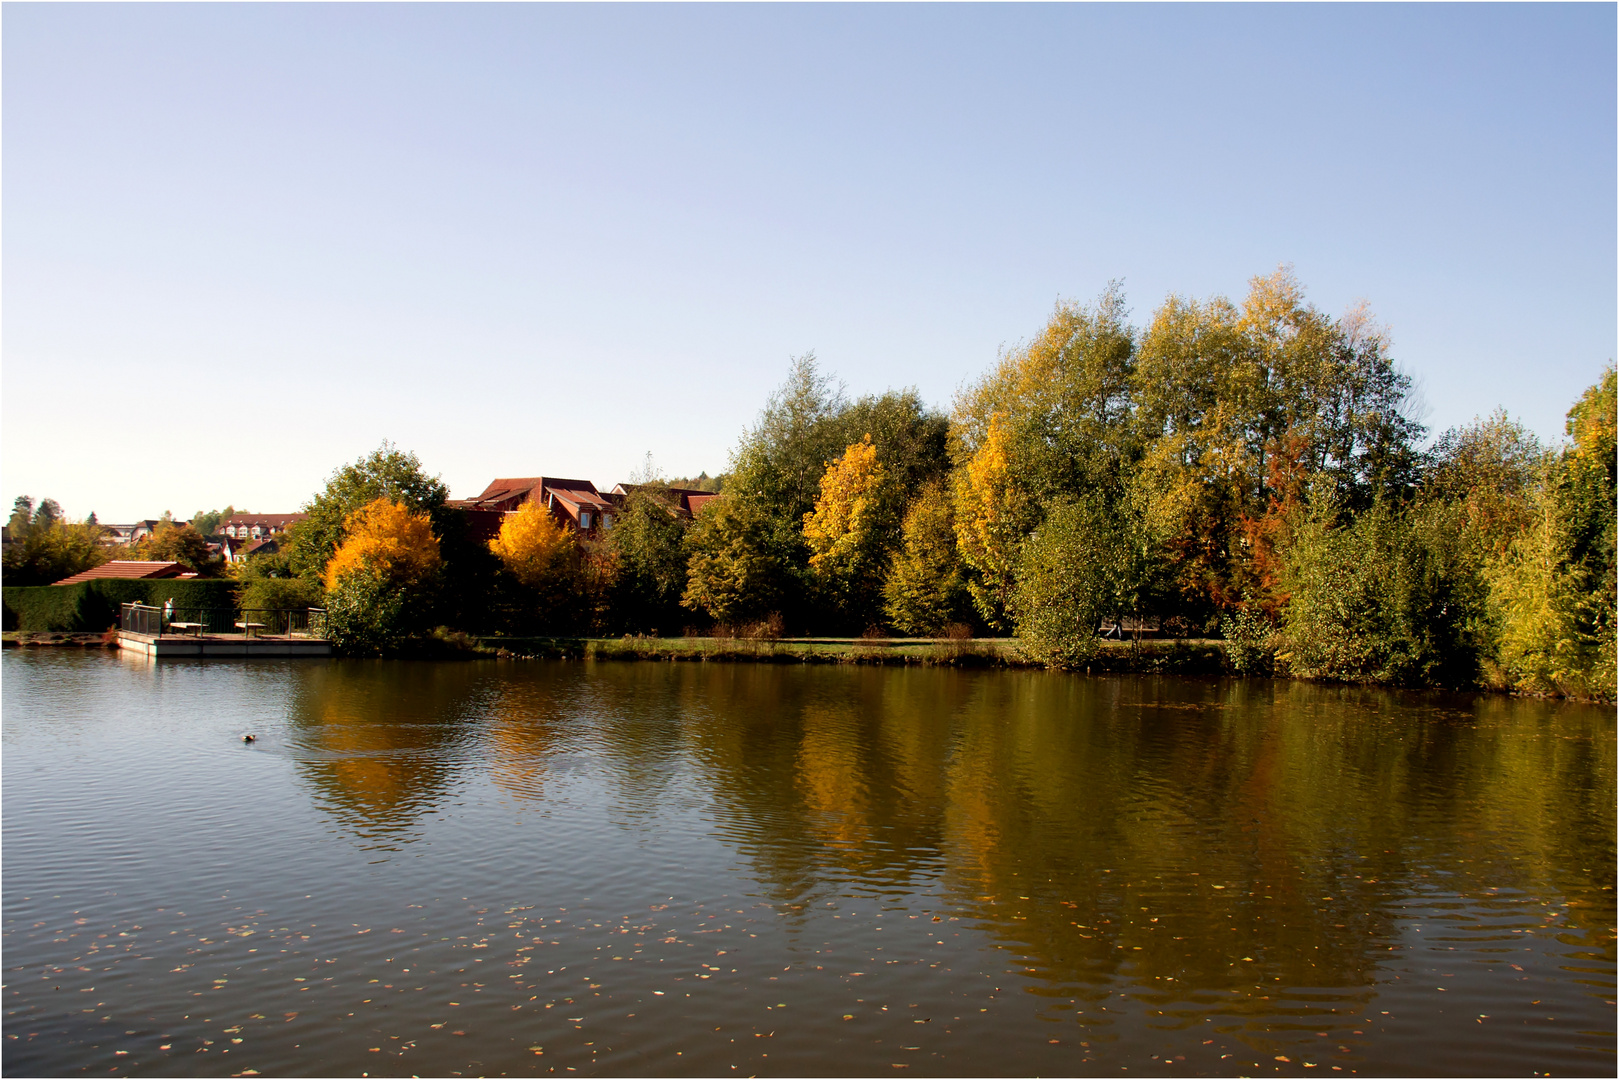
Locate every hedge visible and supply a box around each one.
[3,579,242,632]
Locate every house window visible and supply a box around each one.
[580,511,592,529]
[602,514,614,530]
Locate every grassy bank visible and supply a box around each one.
[463,634,1231,673]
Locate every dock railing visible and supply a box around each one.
[120,603,328,640]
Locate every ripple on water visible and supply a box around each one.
[3,652,1613,1077]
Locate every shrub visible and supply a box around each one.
[1009,499,1119,668]
[1278,502,1487,687]
[240,576,323,612]
[2,579,240,631]
[323,567,411,655]
[1220,607,1276,675]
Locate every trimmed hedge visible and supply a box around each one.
[2,579,241,632]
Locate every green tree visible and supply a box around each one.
[1009,497,1144,668]
[608,482,692,634]
[131,522,221,576]
[190,505,236,537]
[882,480,971,635]
[1,500,108,585]
[681,495,793,626]
[1279,500,1488,687]
[1487,365,1616,698]
[284,442,448,583]
[236,550,323,611]
[951,286,1137,627]
[1424,411,1548,554]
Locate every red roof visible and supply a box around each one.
[54,561,190,585]
[686,494,721,515]
[461,476,610,514]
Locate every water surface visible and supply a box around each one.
[3,651,1613,1076]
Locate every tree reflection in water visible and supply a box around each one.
[285,661,493,844]
[645,666,1614,1014]
[284,658,1613,1025]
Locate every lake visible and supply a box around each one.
[3,650,1613,1076]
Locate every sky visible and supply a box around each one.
[4,3,1614,523]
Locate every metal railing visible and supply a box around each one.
[120,603,328,640]
[121,603,165,637]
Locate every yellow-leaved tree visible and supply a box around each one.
[321,497,442,654]
[324,498,442,590]
[802,434,897,624]
[951,413,1026,628]
[882,479,969,635]
[488,499,577,629]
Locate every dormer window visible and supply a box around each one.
[580,511,593,529]
[602,514,614,530]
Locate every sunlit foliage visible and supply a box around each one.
[803,435,898,622]
[883,480,970,635]
[1,497,108,585]
[130,522,221,576]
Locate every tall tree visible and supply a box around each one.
[882,479,971,635]
[323,498,444,654]
[607,482,692,634]
[951,286,1137,626]
[803,435,901,627]
[285,443,448,582]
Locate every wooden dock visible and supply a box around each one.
[117,631,332,658]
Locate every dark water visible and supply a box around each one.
[3,651,1613,1077]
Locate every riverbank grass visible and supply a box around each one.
[466,634,1229,672]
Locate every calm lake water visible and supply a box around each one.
[3,650,1613,1077]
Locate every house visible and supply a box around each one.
[220,513,306,540]
[54,561,195,586]
[100,520,164,546]
[240,537,280,561]
[219,535,280,564]
[219,513,307,541]
[450,477,619,540]
[609,484,722,520]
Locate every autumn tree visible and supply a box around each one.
[802,434,903,627]
[1131,268,1424,624]
[323,498,443,653]
[951,286,1137,627]
[285,442,448,583]
[488,499,577,631]
[882,480,971,635]
[1487,365,1616,698]
[1,498,108,585]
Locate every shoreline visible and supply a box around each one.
[7,632,1605,701]
[468,634,1230,673]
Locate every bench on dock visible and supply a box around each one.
[168,621,204,637]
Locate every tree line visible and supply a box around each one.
[6,267,1611,697]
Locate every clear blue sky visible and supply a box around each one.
[4,3,1614,522]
